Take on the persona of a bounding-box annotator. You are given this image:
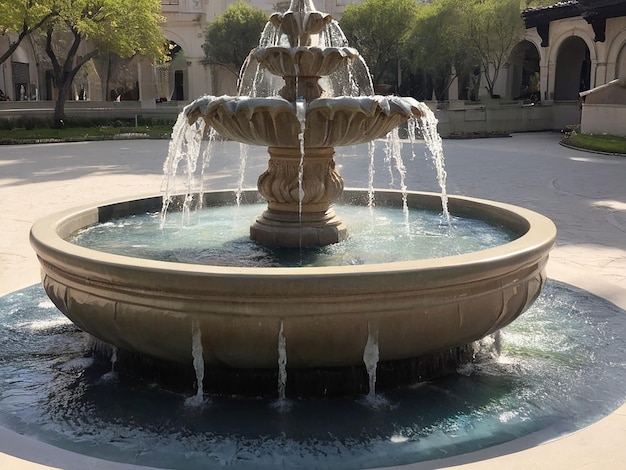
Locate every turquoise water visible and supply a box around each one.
[70,204,516,267]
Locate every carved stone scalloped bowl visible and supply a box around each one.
[185,95,427,148]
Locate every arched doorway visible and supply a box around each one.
[508,40,540,101]
[617,43,626,79]
[10,44,34,101]
[154,41,188,102]
[554,36,590,101]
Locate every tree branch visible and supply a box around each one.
[0,12,56,65]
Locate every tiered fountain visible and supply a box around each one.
[30,0,556,395]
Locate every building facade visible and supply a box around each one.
[519,0,626,130]
[1,0,625,134]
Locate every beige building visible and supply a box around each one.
[519,0,626,133]
[1,0,625,135]
[157,0,354,100]
[0,1,354,105]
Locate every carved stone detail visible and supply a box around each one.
[257,147,343,212]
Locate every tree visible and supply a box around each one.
[340,0,418,87]
[0,0,57,65]
[462,0,526,98]
[203,3,268,78]
[92,53,140,101]
[43,0,166,127]
[408,0,472,100]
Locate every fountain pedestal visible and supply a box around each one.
[252,146,347,246]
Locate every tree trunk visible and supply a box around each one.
[52,78,74,128]
[104,54,112,101]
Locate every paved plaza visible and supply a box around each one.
[0,132,625,469]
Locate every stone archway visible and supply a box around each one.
[508,40,541,101]
[9,43,36,101]
[617,44,626,79]
[554,36,591,101]
[154,41,189,102]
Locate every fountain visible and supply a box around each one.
[29,0,556,396]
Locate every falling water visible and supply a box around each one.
[181,120,205,224]
[385,128,410,231]
[274,321,291,410]
[161,114,206,227]
[367,141,376,208]
[319,20,374,96]
[411,107,451,223]
[367,141,377,229]
[296,98,307,219]
[99,346,119,381]
[363,321,380,398]
[160,114,187,225]
[185,320,206,407]
[235,143,249,207]
[197,127,218,207]
[110,347,118,372]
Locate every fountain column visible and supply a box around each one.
[251,146,347,247]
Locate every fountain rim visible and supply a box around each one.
[29,189,556,278]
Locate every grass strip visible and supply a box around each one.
[563,133,626,155]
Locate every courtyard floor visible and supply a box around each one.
[0,132,625,469]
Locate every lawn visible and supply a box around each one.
[0,124,173,144]
[563,132,626,155]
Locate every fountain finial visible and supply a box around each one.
[288,0,317,13]
[269,0,330,47]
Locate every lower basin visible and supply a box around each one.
[2,280,626,469]
[29,190,556,372]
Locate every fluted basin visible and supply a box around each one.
[30,190,556,370]
[185,95,426,148]
[253,46,358,78]
[252,46,359,101]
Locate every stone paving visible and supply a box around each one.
[0,133,625,469]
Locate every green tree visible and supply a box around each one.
[408,0,529,100]
[340,0,419,87]
[463,0,526,97]
[0,0,57,65]
[408,0,471,100]
[203,2,268,78]
[92,53,141,101]
[44,0,166,126]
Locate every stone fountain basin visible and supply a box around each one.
[186,95,424,148]
[29,190,556,369]
[252,46,358,77]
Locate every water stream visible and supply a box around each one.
[363,321,380,398]
[277,321,288,401]
[186,320,206,407]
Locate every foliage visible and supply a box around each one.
[407,0,528,100]
[203,2,268,77]
[0,118,174,143]
[0,0,58,65]
[40,0,166,126]
[340,0,419,86]
[462,0,526,97]
[408,0,471,100]
[92,53,142,101]
[522,0,549,7]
